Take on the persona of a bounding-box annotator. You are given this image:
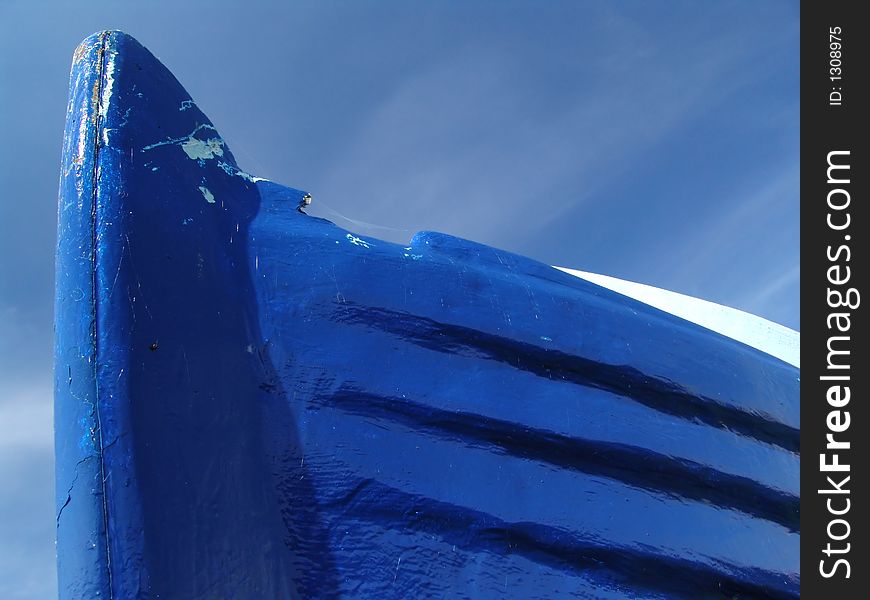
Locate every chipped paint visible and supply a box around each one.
[76,110,89,171]
[99,47,116,120]
[216,161,269,183]
[346,233,372,248]
[141,124,224,165]
[119,107,132,128]
[198,186,216,204]
[179,100,194,111]
[236,170,269,183]
[71,38,93,65]
[99,46,118,146]
[183,137,224,161]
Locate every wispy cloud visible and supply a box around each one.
[0,382,55,600]
[743,262,801,315]
[645,162,800,328]
[313,35,755,244]
[0,305,56,599]
[0,385,53,452]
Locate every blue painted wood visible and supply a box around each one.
[56,31,799,599]
[54,32,112,600]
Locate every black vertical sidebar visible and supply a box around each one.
[801,2,867,597]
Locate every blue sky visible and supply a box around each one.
[0,1,798,597]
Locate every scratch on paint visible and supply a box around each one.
[217,160,269,183]
[346,234,372,249]
[56,455,96,527]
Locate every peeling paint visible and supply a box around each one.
[198,186,216,204]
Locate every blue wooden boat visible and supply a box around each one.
[54,31,799,599]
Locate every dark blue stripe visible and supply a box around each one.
[332,303,800,453]
[318,387,799,531]
[321,478,799,599]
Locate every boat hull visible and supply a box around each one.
[55,31,800,599]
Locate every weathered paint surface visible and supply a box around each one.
[56,31,800,599]
[55,31,112,600]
